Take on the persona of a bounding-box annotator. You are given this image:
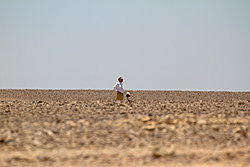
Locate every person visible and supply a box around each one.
[113,77,124,100]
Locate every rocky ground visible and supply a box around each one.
[0,89,250,167]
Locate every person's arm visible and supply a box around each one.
[113,82,118,91]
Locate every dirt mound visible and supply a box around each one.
[1,90,250,167]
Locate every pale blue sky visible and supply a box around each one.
[1,0,250,91]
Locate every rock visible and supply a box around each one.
[238,101,245,105]
[145,125,155,131]
[140,117,151,122]
[33,140,42,146]
[152,146,175,158]
[197,119,207,125]
[44,130,54,137]
[66,120,76,127]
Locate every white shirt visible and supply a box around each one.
[113,81,124,93]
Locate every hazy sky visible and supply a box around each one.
[1,0,250,91]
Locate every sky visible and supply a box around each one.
[1,0,250,91]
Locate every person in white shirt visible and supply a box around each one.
[113,77,124,100]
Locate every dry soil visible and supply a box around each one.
[1,89,250,167]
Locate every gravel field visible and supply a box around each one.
[1,89,250,167]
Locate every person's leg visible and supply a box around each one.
[117,92,123,100]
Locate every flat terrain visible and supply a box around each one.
[1,89,250,167]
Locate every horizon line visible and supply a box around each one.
[0,88,249,92]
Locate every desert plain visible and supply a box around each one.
[0,89,250,167]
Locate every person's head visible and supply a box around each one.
[118,77,123,83]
